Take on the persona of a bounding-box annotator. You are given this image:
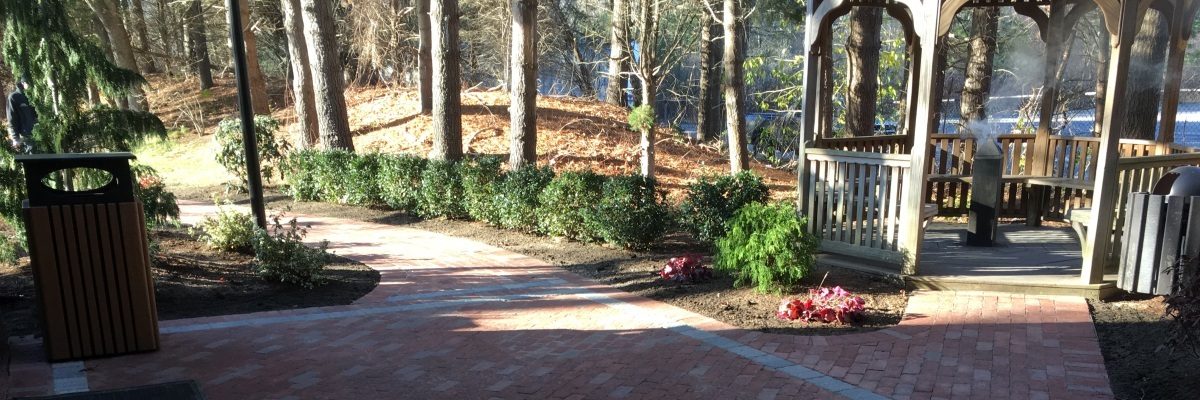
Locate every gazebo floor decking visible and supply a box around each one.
[910,223,1119,299]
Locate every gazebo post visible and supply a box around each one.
[1082,0,1143,285]
[797,25,823,217]
[897,0,942,275]
[1155,7,1191,155]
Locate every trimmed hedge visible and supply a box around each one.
[679,171,769,243]
[378,154,427,212]
[494,165,554,231]
[460,156,505,223]
[537,170,605,240]
[420,160,466,218]
[583,175,670,250]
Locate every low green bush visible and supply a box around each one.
[493,165,554,231]
[214,116,287,190]
[132,165,180,227]
[194,203,257,253]
[460,156,504,222]
[377,154,427,213]
[537,170,604,240]
[420,160,466,218]
[679,171,769,243]
[583,175,670,250]
[714,202,817,293]
[0,234,20,265]
[253,214,329,289]
[343,153,382,206]
[286,149,356,202]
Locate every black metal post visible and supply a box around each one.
[227,0,268,228]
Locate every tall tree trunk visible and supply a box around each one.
[430,0,463,161]
[418,0,433,114]
[509,0,537,169]
[960,7,997,124]
[281,0,318,147]
[637,0,658,178]
[158,0,179,75]
[300,0,354,150]
[238,0,271,115]
[87,0,147,111]
[606,0,628,106]
[570,37,593,97]
[1121,11,1168,140]
[186,0,214,90]
[129,0,158,73]
[697,0,723,143]
[723,0,747,172]
[846,7,882,136]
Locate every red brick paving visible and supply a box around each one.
[3,201,1113,399]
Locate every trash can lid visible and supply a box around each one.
[16,152,138,207]
[1152,166,1200,197]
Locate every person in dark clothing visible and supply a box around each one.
[7,79,37,153]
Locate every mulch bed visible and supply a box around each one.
[1089,294,1200,399]
[184,187,910,336]
[0,228,379,338]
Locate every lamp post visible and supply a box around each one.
[226,0,268,228]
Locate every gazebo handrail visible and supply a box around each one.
[1115,152,1200,168]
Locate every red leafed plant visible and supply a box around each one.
[659,255,713,283]
[777,285,866,324]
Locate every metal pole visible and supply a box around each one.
[227,0,268,228]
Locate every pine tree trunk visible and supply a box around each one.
[637,0,658,178]
[1121,11,1168,140]
[846,8,882,136]
[300,0,354,150]
[281,0,319,148]
[129,0,158,73]
[723,0,747,173]
[418,0,433,114]
[186,0,214,90]
[606,0,628,106]
[509,0,538,169]
[238,0,271,115]
[697,0,722,143]
[960,7,997,124]
[158,0,180,75]
[87,0,147,112]
[430,0,463,161]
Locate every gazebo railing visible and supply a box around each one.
[925,133,1035,217]
[803,148,911,265]
[816,135,911,154]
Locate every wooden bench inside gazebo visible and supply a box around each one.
[795,0,1200,298]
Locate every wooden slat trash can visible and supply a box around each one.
[16,153,159,361]
[1119,192,1200,296]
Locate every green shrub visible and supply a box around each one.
[194,203,257,253]
[377,154,427,213]
[214,116,287,190]
[459,156,504,222]
[0,234,20,265]
[343,153,382,206]
[714,202,817,293]
[583,175,670,250]
[679,171,769,243]
[132,165,180,227]
[420,160,466,218]
[537,171,604,240]
[253,214,329,289]
[286,149,355,202]
[493,165,554,231]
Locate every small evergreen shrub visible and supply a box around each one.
[679,171,769,243]
[459,156,504,222]
[0,234,20,265]
[583,175,670,250]
[214,116,287,190]
[537,170,604,240]
[377,154,427,213]
[286,149,355,202]
[714,202,817,293]
[493,165,554,231]
[253,214,329,289]
[343,153,382,206]
[420,160,466,218]
[194,203,257,253]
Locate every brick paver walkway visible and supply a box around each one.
[3,201,1113,399]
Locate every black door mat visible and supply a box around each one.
[14,380,204,400]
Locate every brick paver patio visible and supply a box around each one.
[3,201,1113,399]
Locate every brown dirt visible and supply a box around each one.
[1089,294,1200,399]
[143,75,797,202]
[0,228,379,338]
[188,187,909,336]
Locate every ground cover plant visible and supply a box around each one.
[658,255,711,283]
[777,285,866,324]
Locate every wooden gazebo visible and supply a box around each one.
[796,0,1200,285]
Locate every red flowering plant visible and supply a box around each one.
[659,255,713,283]
[777,285,866,324]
